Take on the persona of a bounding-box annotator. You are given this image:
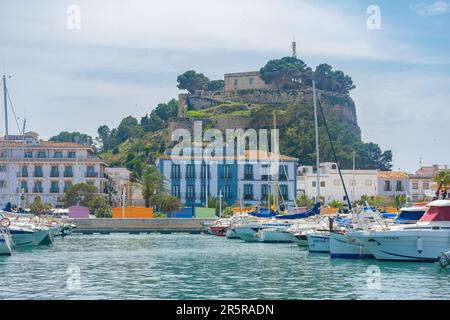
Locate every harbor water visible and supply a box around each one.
[0,233,449,300]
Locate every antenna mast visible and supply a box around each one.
[292,40,297,58]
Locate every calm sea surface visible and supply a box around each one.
[0,233,449,300]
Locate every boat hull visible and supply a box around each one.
[307,233,330,253]
[350,229,450,261]
[258,229,293,243]
[235,226,259,242]
[0,234,13,255]
[10,228,50,247]
[293,233,309,247]
[209,226,228,237]
[329,232,374,259]
[226,228,241,239]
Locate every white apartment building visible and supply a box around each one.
[0,132,108,209]
[298,162,378,204]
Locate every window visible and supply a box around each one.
[279,165,288,181]
[50,166,59,177]
[243,184,253,200]
[171,164,181,179]
[24,151,33,158]
[37,151,47,158]
[223,165,232,179]
[333,179,340,186]
[244,164,253,180]
[234,79,239,86]
[0,165,6,172]
[365,180,373,187]
[384,181,392,192]
[64,181,72,192]
[68,151,76,159]
[412,182,419,190]
[224,185,232,199]
[50,181,59,193]
[423,182,430,190]
[186,185,195,199]
[0,151,6,158]
[86,166,96,177]
[201,164,210,179]
[21,166,28,177]
[280,185,289,201]
[321,181,326,188]
[171,185,180,198]
[54,151,63,158]
[186,164,195,179]
[64,166,73,177]
[20,181,28,193]
[0,180,6,189]
[396,181,403,192]
[249,78,254,85]
[34,181,43,193]
[201,185,209,199]
[34,165,43,177]
[261,185,269,198]
[312,181,317,187]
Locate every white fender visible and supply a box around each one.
[417,237,423,253]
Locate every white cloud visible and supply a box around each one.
[411,1,450,16]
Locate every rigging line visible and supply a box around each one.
[316,96,352,211]
[7,89,24,134]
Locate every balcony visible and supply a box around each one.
[50,188,60,194]
[85,172,99,178]
[34,172,43,178]
[243,174,254,181]
[33,188,43,194]
[17,172,28,177]
[243,194,254,201]
[64,172,74,178]
[261,175,271,181]
[171,173,181,179]
[279,175,288,181]
[50,171,60,178]
[185,173,196,180]
[221,174,233,180]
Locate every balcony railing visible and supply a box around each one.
[17,172,28,177]
[243,194,254,201]
[33,188,43,193]
[221,174,233,179]
[243,174,254,181]
[85,172,99,178]
[64,172,74,178]
[34,172,43,178]
[50,188,60,194]
[50,171,60,178]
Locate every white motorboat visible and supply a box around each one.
[349,200,450,261]
[307,232,330,253]
[234,221,291,242]
[329,231,374,259]
[9,224,51,247]
[257,226,293,243]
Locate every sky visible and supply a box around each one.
[0,0,449,172]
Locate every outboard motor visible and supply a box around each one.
[438,251,450,269]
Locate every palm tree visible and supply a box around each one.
[329,200,343,210]
[135,165,165,208]
[393,194,407,211]
[296,194,315,209]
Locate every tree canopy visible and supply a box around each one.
[259,56,312,90]
[49,131,94,146]
[177,70,210,94]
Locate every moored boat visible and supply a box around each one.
[307,232,330,253]
[349,200,450,261]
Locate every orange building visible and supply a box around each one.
[112,207,153,219]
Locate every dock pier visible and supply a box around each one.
[68,218,216,235]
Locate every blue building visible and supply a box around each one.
[156,150,298,210]
[377,171,410,197]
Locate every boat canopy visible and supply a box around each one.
[420,200,450,222]
[248,207,278,218]
[275,203,321,220]
[394,207,426,224]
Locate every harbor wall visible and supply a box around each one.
[69,218,215,234]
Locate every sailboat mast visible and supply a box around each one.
[313,72,320,203]
[2,75,8,136]
[273,111,279,211]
